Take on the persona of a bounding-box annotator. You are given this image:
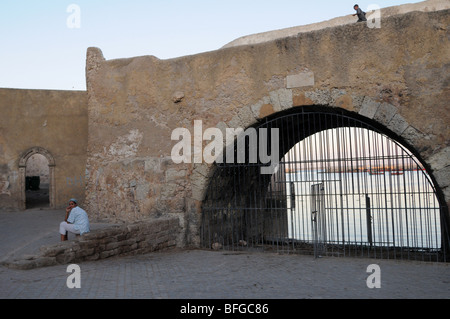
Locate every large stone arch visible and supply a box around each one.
[19,147,56,209]
[83,9,450,252]
[197,100,449,260]
[188,88,449,253]
[191,88,449,206]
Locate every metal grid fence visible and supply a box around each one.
[201,109,450,262]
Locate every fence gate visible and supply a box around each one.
[311,183,326,258]
[201,108,450,262]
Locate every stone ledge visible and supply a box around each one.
[1,217,180,270]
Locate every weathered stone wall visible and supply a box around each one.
[2,217,179,270]
[85,10,450,247]
[0,88,88,210]
[223,0,450,48]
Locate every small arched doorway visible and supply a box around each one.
[19,147,55,210]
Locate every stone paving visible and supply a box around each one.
[0,249,449,299]
[0,209,449,300]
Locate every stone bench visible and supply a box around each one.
[2,217,180,270]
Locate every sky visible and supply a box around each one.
[0,0,423,91]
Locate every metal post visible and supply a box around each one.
[366,194,373,248]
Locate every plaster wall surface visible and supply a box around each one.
[0,88,88,210]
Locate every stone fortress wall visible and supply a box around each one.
[84,3,450,247]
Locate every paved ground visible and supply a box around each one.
[0,208,449,300]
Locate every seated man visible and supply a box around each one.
[60,198,90,241]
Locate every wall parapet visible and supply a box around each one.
[1,217,180,270]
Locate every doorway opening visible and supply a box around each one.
[25,154,50,209]
[19,147,55,210]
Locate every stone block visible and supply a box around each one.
[4,259,36,270]
[269,88,293,111]
[127,223,141,233]
[136,183,150,201]
[81,230,106,240]
[236,105,258,128]
[56,252,76,264]
[165,168,187,181]
[433,166,450,190]
[401,126,424,145]
[351,94,365,112]
[359,96,380,119]
[105,242,121,250]
[99,250,117,259]
[330,89,347,105]
[40,244,69,257]
[374,102,397,126]
[192,163,212,179]
[144,157,162,173]
[292,92,314,106]
[84,253,100,261]
[286,72,315,88]
[250,96,271,120]
[167,240,177,247]
[138,241,149,249]
[134,234,148,242]
[387,113,409,136]
[278,88,294,110]
[78,240,97,251]
[75,248,95,258]
[33,257,57,268]
[68,243,81,252]
[116,233,129,241]
[305,89,332,105]
[427,147,450,171]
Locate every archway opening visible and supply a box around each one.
[201,107,449,262]
[25,153,50,209]
[282,126,442,259]
[19,147,55,210]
